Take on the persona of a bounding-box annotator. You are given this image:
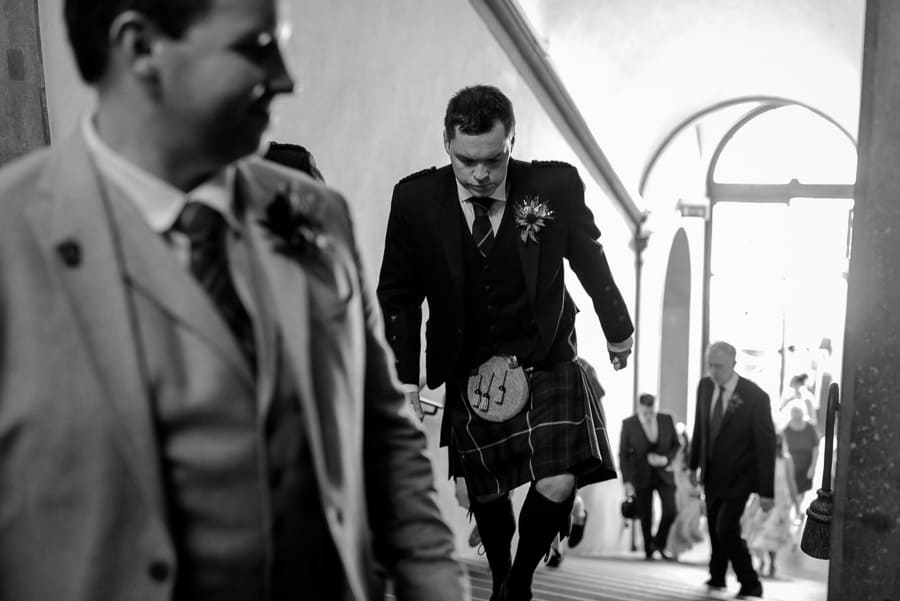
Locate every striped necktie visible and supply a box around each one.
[174,201,257,372]
[469,196,495,257]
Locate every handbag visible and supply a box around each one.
[620,495,638,520]
[465,355,530,422]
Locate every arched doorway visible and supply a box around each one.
[659,228,691,424]
[704,104,855,424]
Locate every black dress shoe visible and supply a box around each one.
[705,578,726,590]
[494,580,532,601]
[546,548,563,568]
[736,581,763,598]
[568,509,588,547]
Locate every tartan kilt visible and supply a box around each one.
[448,359,617,498]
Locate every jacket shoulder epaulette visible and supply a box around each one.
[397,166,437,185]
[531,160,576,170]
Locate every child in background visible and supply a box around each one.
[666,425,705,558]
[741,433,801,578]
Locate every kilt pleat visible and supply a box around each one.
[449,359,617,497]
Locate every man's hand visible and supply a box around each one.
[454,478,470,509]
[759,497,775,512]
[624,482,635,497]
[609,349,631,371]
[405,389,424,421]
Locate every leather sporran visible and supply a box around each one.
[465,355,530,422]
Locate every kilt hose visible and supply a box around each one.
[449,359,618,498]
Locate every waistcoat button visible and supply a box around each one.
[147,560,171,583]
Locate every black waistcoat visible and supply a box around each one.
[458,205,576,373]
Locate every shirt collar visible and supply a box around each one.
[720,372,739,397]
[81,113,238,233]
[455,170,509,204]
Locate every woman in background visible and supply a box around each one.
[782,404,821,503]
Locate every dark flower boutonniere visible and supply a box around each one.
[258,183,329,259]
[726,393,744,415]
[513,195,554,244]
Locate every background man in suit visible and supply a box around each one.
[0,1,466,600]
[264,141,325,182]
[690,341,776,600]
[378,84,634,601]
[619,393,679,560]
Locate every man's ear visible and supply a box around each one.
[108,11,161,80]
[443,129,451,155]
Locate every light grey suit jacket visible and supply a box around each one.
[0,133,467,601]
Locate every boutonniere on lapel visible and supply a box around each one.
[258,182,329,259]
[726,393,744,415]
[513,195,555,244]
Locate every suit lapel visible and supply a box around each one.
[438,170,465,304]
[632,417,650,449]
[25,134,166,515]
[510,161,540,308]
[234,164,320,446]
[701,379,715,448]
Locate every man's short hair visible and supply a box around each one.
[444,85,515,140]
[638,393,655,407]
[265,142,324,182]
[65,0,212,83]
[707,340,736,361]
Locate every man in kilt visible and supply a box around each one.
[377,85,634,601]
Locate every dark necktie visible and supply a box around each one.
[174,201,257,371]
[709,384,724,451]
[469,196,495,257]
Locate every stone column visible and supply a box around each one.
[0,0,50,167]
[830,1,900,598]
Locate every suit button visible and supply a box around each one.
[147,560,171,583]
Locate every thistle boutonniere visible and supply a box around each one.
[258,182,329,258]
[513,195,555,244]
[726,393,744,415]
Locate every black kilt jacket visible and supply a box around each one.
[377,158,634,393]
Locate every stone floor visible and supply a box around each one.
[386,546,827,600]
[461,548,827,601]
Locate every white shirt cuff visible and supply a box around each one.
[608,336,634,353]
[401,383,419,393]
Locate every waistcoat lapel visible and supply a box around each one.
[105,179,256,392]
